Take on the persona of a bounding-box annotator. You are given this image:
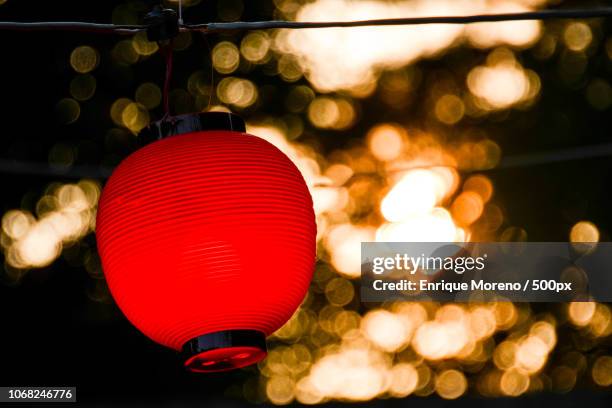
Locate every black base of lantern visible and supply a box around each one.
[139,112,246,145]
[181,329,267,373]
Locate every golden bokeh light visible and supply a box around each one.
[367,124,405,161]
[308,97,355,130]
[132,32,159,56]
[381,169,455,222]
[389,363,419,397]
[2,182,100,270]
[217,77,258,108]
[70,74,97,101]
[500,368,530,396]
[70,45,99,73]
[122,102,150,134]
[463,175,494,203]
[361,310,412,352]
[241,31,271,63]
[435,94,465,125]
[110,98,133,127]
[564,22,593,52]
[276,0,544,92]
[113,40,140,65]
[467,51,539,110]
[515,333,551,374]
[570,221,599,242]
[212,41,241,74]
[466,2,541,49]
[324,278,354,306]
[435,369,467,399]
[451,191,484,227]
[2,210,34,240]
[325,224,375,277]
[592,356,612,387]
[135,82,162,110]
[568,302,596,326]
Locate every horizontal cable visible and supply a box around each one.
[188,8,612,32]
[0,8,611,34]
[0,22,145,34]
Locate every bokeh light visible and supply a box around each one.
[70,45,99,73]
[276,0,544,92]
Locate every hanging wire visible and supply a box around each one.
[1,8,612,34]
[187,8,612,32]
[0,21,145,34]
[160,40,174,118]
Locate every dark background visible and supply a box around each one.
[0,0,611,406]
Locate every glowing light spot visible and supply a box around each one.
[568,302,596,326]
[468,64,527,109]
[564,22,593,52]
[110,98,133,127]
[217,77,258,108]
[435,94,465,125]
[113,40,140,65]
[451,191,484,227]
[212,41,240,74]
[325,224,375,277]
[463,174,493,203]
[15,222,62,268]
[308,97,355,130]
[493,340,517,370]
[500,368,530,396]
[132,32,159,56]
[266,376,296,405]
[2,210,34,240]
[241,31,271,63]
[515,335,549,374]
[592,356,612,386]
[277,0,543,92]
[389,363,418,397]
[551,365,577,393]
[466,3,541,49]
[136,83,162,110]
[307,347,389,401]
[70,46,99,73]
[122,102,150,134]
[570,221,599,242]
[413,320,469,360]
[381,169,450,222]
[367,124,405,161]
[377,207,461,243]
[469,306,496,340]
[325,278,355,306]
[361,310,412,352]
[435,369,467,399]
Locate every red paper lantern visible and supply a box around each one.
[96,112,316,372]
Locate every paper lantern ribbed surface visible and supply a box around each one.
[96,114,316,372]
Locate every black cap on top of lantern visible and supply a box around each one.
[138,112,247,145]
